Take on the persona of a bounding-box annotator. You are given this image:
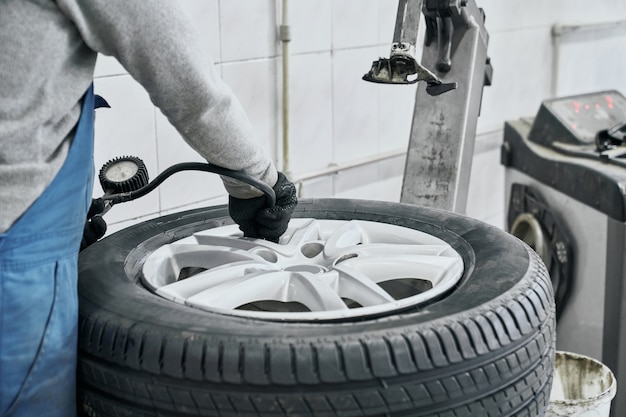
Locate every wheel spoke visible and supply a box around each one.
[277,219,322,254]
[142,244,266,288]
[186,270,289,309]
[186,270,348,312]
[341,243,457,257]
[156,261,278,302]
[323,221,368,257]
[338,254,463,285]
[194,219,323,251]
[288,273,349,311]
[330,266,396,306]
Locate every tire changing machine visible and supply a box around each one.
[502,90,626,417]
[362,0,492,213]
[366,0,626,414]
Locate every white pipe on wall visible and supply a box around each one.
[279,0,292,177]
[293,149,407,183]
[551,19,626,97]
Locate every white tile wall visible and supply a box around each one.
[477,27,554,132]
[178,0,221,62]
[465,130,505,228]
[219,0,278,62]
[93,55,125,78]
[478,0,626,33]
[379,154,405,175]
[332,47,381,165]
[91,0,626,233]
[288,52,334,176]
[334,162,379,199]
[377,0,400,44]
[332,0,380,50]
[555,26,626,97]
[377,82,416,154]
[289,0,332,54]
[298,176,334,199]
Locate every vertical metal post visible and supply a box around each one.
[400,0,489,213]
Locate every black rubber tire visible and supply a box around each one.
[77,198,556,417]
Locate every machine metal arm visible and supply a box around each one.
[367,0,492,213]
[362,0,459,96]
[401,0,491,213]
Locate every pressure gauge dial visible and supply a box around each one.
[99,156,149,194]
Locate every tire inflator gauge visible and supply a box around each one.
[88,156,276,235]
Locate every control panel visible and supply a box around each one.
[528,90,626,148]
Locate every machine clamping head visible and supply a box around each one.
[362,0,463,96]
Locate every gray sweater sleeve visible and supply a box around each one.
[56,0,277,198]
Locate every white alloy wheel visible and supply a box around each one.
[142,219,464,321]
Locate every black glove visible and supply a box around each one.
[80,199,108,251]
[228,172,297,243]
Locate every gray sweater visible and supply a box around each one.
[0,0,277,233]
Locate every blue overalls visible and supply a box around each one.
[0,86,95,416]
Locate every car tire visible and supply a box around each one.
[77,198,555,417]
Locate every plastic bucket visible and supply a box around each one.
[546,351,617,417]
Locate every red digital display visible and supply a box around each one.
[547,92,626,143]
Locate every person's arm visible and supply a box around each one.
[57,0,276,198]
